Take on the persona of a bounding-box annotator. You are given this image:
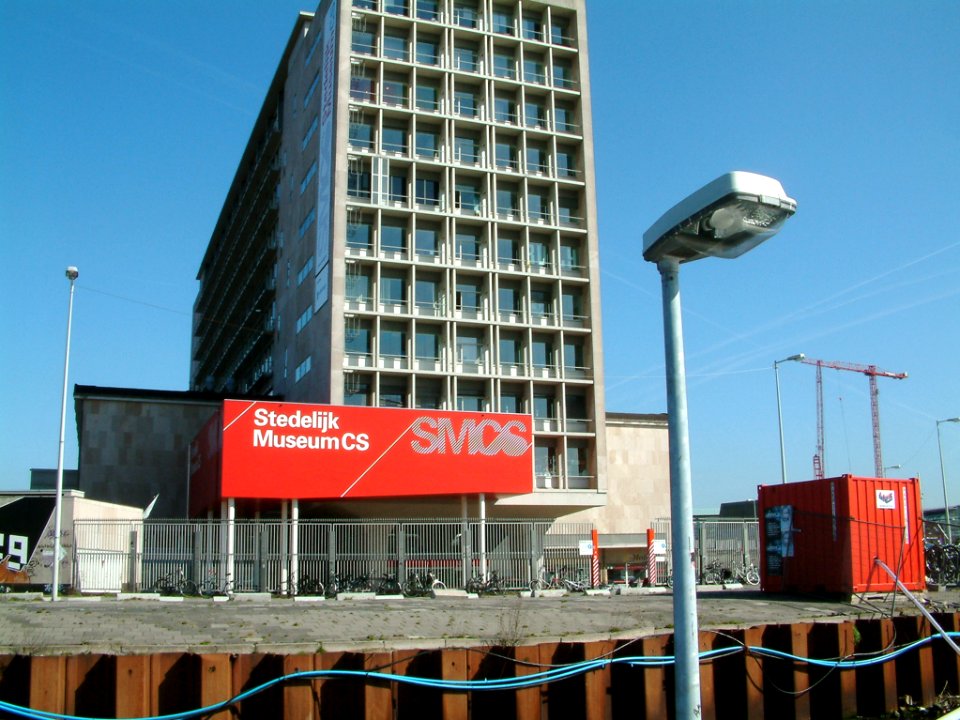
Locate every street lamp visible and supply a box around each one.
[937,417,960,543]
[774,354,805,484]
[643,171,796,719]
[52,266,79,602]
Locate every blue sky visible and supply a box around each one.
[2,1,958,511]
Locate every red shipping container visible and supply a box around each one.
[758,475,924,595]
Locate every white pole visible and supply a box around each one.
[280,501,289,594]
[291,499,300,591]
[52,266,78,602]
[938,419,960,542]
[226,498,235,593]
[479,493,487,580]
[775,361,788,484]
[657,257,702,719]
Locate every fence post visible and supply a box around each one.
[397,523,406,583]
[460,517,470,587]
[328,523,337,580]
[193,527,202,588]
[257,525,269,592]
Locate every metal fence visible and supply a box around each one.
[651,518,760,585]
[72,518,594,594]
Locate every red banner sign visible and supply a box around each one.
[219,400,534,500]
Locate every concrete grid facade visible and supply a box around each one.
[191,0,608,518]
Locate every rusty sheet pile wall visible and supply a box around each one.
[3,614,960,719]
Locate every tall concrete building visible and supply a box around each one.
[191,0,606,517]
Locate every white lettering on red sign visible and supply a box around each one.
[409,417,528,456]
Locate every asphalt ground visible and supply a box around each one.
[3,586,959,656]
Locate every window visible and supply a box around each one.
[297,257,314,286]
[416,37,439,65]
[562,289,582,321]
[454,89,477,117]
[559,241,581,271]
[302,114,318,150]
[566,443,589,482]
[455,228,480,260]
[455,278,482,310]
[453,2,477,28]
[455,182,481,214]
[564,338,585,370]
[551,18,570,46]
[296,306,313,334]
[383,74,407,105]
[415,327,441,359]
[553,59,574,88]
[354,0,376,8]
[304,71,320,107]
[497,234,520,265]
[499,333,522,364]
[495,141,517,170]
[379,378,406,408]
[456,332,483,364]
[496,185,518,217]
[347,162,371,199]
[535,443,557,480]
[415,276,440,309]
[494,94,516,123]
[300,161,317,195]
[382,123,407,153]
[556,148,576,177]
[349,118,374,149]
[350,72,376,101]
[492,52,514,79]
[416,379,443,409]
[454,44,479,72]
[380,322,406,357]
[381,221,407,252]
[558,193,580,225]
[533,392,554,418]
[415,128,439,158]
[530,286,550,317]
[344,375,371,406]
[295,356,312,383]
[529,238,549,268]
[347,217,373,249]
[522,14,542,41]
[526,144,548,173]
[524,100,545,128]
[415,81,440,111]
[454,134,479,163]
[531,336,553,367]
[345,266,370,300]
[498,283,520,314]
[555,103,576,132]
[388,169,408,202]
[298,207,316,239]
[415,225,440,257]
[380,272,406,306]
[383,32,408,61]
[415,177,440,207]
[523,56,546,84]
[353,30,376,55]
[384,0,407,15]
[416,0,439,21]
[492,7,513,34]
[500,389,522,413]
[527,190,550,222]
[457,391,484,412]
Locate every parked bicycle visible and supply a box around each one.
[375,572,402,595]
[734,562,760,586]
[466,571,504,596]
[701,560,725,585]
[290,573,324,597]
[530,567,562,592]
[557,566,588,593]
[402,568,446,597]
[151,568,197,597]
[326,571,374,597]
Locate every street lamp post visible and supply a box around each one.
[643,172,796,719]
[774,354,805,483]
[937,417,960,543]
[52,266,79,602]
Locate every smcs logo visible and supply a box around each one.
[409,417,529,457]
[876,490,896,510]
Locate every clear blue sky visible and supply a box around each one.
[2,1,958,511]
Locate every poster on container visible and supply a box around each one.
[763,504,794,576]
[219,400,534,500]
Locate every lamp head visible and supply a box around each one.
[643,171,797,264]
[65,266,79,280]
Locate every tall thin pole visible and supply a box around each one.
[775,362,787,484]
[938,418,960,543]
[52,266,79,601]
[657,257,701,720]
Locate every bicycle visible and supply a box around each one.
[557,566,588,593]
[701,560,724,585]
[151,568,197,597]
[402,568,445,597]
[290,573,324,597]
[325,571,374,597]
[734,562,760,586]
[198,569,233,597]
[466,571,504,596]
[529,567,562,593]
[375,572,402,595]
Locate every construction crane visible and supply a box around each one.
[798,358,908,479]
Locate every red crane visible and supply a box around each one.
[798,358,908,479]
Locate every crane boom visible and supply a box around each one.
[798,358,908,478]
